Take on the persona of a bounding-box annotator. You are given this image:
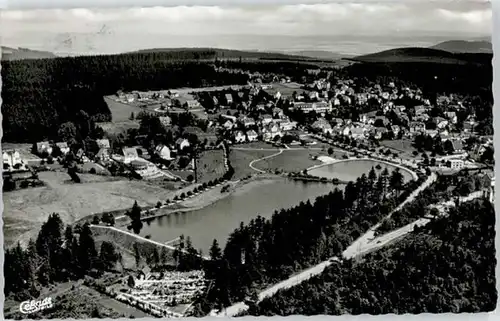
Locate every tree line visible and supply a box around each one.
[4,214,121,301]
[191,167,423,315]
[376,171,492,235]
[243,198,496,315]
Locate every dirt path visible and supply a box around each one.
[248,149,284,173]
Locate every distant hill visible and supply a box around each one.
[280,50,347,60]
[1,46,57,61]
[430,40,492,54]
[132,47,326,62]
[349,47,492,65]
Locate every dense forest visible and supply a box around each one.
[376,171,492,235]
[191,168,424,315]
[243,198,496,315]
[1,52,249,142]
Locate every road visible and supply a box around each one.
[343,172,437,258]
[248,149,284,173]
[210,172,437,317]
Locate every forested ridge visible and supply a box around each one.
[242,198,496,315]
[2,51,249,142]
[192,168,422,315]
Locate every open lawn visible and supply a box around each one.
[379,139,419,159]
[3,171,180,247]
[256,149,323,173]
[97,121,140,136]
[196,149,226,183]
[104,96,143,123]
[229,148,279,179]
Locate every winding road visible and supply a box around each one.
[210,172,438,317]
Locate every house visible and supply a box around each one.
[186,100,201,109]
[263,124,282,141]
[223,120,234,130]
[279,120,297,131]
[225,94,233,104]
[96,139,111,150]
[234,131,247,143]
[434,117,449,129]
[373,127,388,140]
[449,159,465,170]
[176,138,191,152]
[122,147,139,164]
[159,116,172,127]
[247,130,258,142]
[445,111,458,124]
[312,119,333,134]
[450,140,464,154]
[463,122,475,133]
[391,125,401,136]
[55,142,70,155]
[350,127,366,140]
[359,111,378,124]
[3,150,24,170]
[239,116,256,128]
[374,116,390,127]
[212,96,219,105]
[221,114,237,123]
[96,148,111,162]
[36,141,53,156]
[409,122,426,133]
[260,114,273,125]
[273,107,284,118]
[155,144,173,160]
[414,105,426,115]
[425,129,439,138]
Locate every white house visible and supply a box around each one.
[55,142,70,155]
[223,120,234,130]
[247,130,258,142]
[225,94,233,104]
[350,127,366,140]
[176,138,191,152]
[235,131,247,143]
[449,159,464,170]
[155,145,173,160]
[3,150,24,170]
[36,141,53,156]
[122,147,139,164]
[239,116,256,128]
[96,139,111,150]
[260,114,274,125]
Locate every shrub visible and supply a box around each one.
[89,167,97,174]
[156,201,162,208]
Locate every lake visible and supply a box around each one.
[308,159,414,183]
[138,178,339,254]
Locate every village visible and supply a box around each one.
[2,67,495,319]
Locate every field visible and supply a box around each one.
[255,149,323,173]
[3,171,181,247]
[229,148,279,179]
[379,139,420,160]
[196,149,226,183]
[262,82,308,98]
[104,96,142,123]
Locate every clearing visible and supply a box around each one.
[255,149,323,173]
[379,139,420,160]
[3,171,181,247]
[229,148,279,179]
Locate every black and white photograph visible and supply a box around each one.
[1,1,496,319]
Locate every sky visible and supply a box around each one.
[1,1,492,56]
